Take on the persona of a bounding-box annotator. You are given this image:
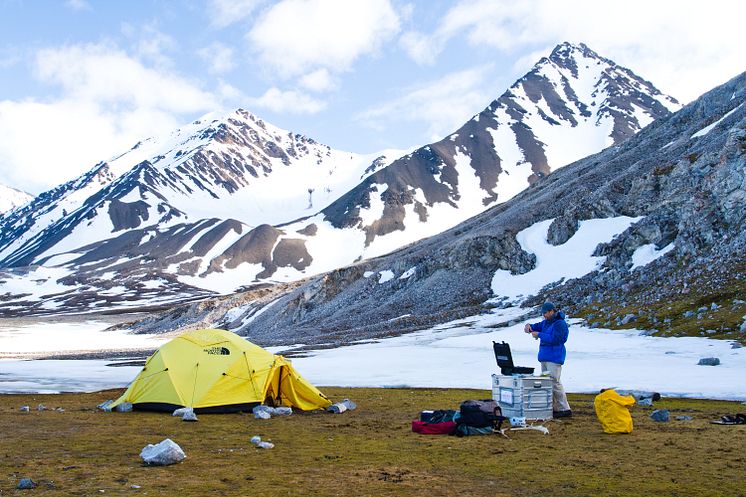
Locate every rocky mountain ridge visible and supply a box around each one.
[128,70,745,348]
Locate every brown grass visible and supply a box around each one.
[1,388,745,496]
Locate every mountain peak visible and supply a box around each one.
[550,41,597,59]
[0,183,33,215]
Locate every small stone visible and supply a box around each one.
[697,357,720,366]
[256,441,274,449]
[675,416,693,421]
[253,406,272,419]
[250,436,262,445]
[697,306,708,313]
[731,342,744,349]
[620,313,636,325]
[182,410,198,422]
[650,409,670,422]
[131,485,141,489]
[683,311,695,318]
[17,478,37,490]
[710,303,719,310]
[20,405,30,412]
[37,404,46,411]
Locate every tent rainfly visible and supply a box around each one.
[111,328,331,413]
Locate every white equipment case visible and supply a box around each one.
[492,374,553,420]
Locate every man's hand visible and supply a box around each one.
[524,323,532,333]
[531,331,539,339]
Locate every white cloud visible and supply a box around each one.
[208,0,264,28]
[356,66,492,142]
[0,43,220,193]
[198,42,236,74]
[34,44,217,112]
[0,47,21,69]
[121,23,178,69]
[250,87,326,114]
[65,0,91,11]
[400,0,746,102]
[298,68,336,92]
[247,0,400,77]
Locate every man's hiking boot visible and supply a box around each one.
[553,410,572,418]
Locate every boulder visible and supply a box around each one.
[650,409,670,422]
[697,357,720,366]
[17,478,37,490]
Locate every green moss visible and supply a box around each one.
[1,389,745,496]
[574,261,746,343]
[652,163,675,176]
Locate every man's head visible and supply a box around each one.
[541,301,556,318]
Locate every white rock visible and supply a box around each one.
[182,409,198,422]
[140,439,186,466]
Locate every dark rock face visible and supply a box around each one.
[210,224,312,280]
[108,199,151,231]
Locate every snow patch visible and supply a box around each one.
[399,267,416,279]
[491,216,642,302]
[631,243,675,270]
[691,103,743,138]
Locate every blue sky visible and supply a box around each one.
[1,0,744,194]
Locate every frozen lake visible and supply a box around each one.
[1,309,745,400]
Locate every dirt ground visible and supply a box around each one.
[0,388,745,497]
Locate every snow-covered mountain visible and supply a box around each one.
[311,42,680,259]
[0,183,33,215]
[0,43,681,315]
[136,70,745,348]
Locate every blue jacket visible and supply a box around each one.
[530,311,569,365]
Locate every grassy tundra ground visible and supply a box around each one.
[1,388,744,497]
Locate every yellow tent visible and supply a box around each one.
[111,328,331,413]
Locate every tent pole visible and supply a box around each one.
[276,365,283,406]
[190,362,199,408]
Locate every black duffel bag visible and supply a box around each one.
[458,399,504,428]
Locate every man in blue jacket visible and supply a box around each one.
[524,301,572,418]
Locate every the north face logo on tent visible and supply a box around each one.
[204,346,231,356]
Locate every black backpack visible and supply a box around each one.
[458,399,505,429]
